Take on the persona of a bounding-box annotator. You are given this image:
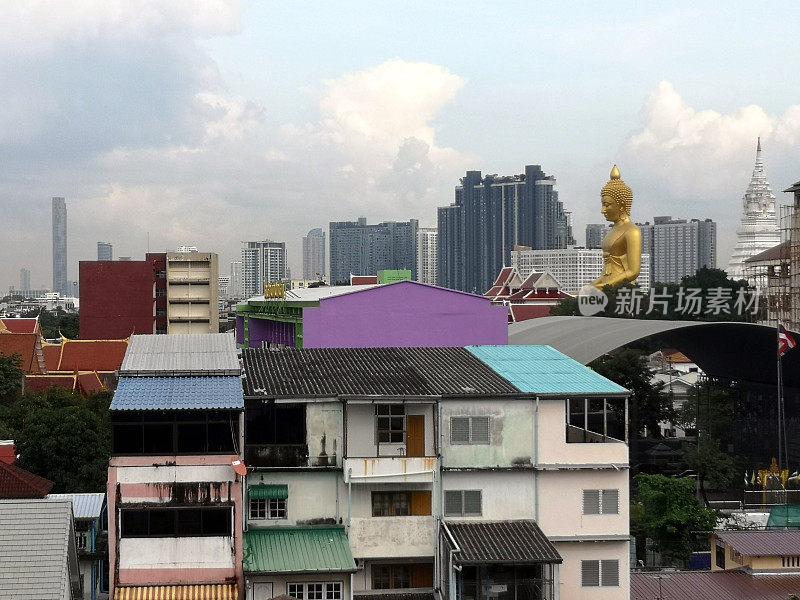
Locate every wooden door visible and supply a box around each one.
[406,415,425,457]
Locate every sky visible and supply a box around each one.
[2,0,800,292]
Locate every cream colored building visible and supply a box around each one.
[165,251,219,334]
[712,530,800,574]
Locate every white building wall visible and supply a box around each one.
[349,516,435,559]
[246,572,350,600]
[441,470,536,520]
[345,403,436,458]
[119,537,234,570]
[554,540,630,600]
[245,471,342,528]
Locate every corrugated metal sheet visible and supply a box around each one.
[631,570,800,600]
[447,520,562,564]
[47,493,105,520]
[467,345,628,396]
[0,499,74,600]
[716,529,800,556]
[115,584,238,600]
[242,347,520,398]
[111,376,244,411]
[120,334,240,376]
[244,527,356,573]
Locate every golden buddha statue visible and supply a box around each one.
[591,165,642,289]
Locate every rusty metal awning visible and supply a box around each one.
[115,584,238,600]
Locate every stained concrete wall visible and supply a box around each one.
[345,403,435,458]
[348,516,435,559]
[245,471,343,528]
[307,402,343,466]
[440,471,536,520]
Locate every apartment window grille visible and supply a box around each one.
[376,405,405,443]
[75,531,88,550]
[450,416,490,445]
[288,582,341,600]
[582,489,619,515]
[444,490,482,517]
[249,498,287,520]
[581,560,619,587]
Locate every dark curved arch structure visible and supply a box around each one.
[508,316,800,387]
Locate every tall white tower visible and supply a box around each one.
[727,138,781,281]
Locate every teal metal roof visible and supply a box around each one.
[467,345,628,396]
[244,527,356,574]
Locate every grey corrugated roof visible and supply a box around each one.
[111,376,244,411]
[242,347,520,398]
[447,520,562,564]
[716,530,800,556]
[47,493,105,520]
[0,499,76,600]
[119,334,240,376]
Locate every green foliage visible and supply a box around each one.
[20,308,79,339]
[590,349,672,439]
[0,387,111,492]
[0,353,24,401]
[632,473,718,565]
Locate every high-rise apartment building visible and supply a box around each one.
[727,139,781,280]
[329,218,418,284]
[437,165,574,293]
[229,261,243,300]
[97,241,113,261]
[585,224,611,249]
[639,216,717,284]
[165,251,219,334]
[242,241,288,298]
[417,227,438,285]
[302,228,326,280]
[512,247,651,295]
[19,268,30,292]
[52,197,67,295]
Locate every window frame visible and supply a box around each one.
[287,582,342,600]
[371,564,412,590]
[449,416,490,445]
[249,497,288,520]
[111,410,238,455]
[582,489,619,515]
[372,491,411,517]
[581,559,619,587]
[120,506,232,538]
[444,490,482,517]
[376,404,406,444]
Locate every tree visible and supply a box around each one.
[590,349,672,439]
[0,387,111,492]
[632,473,718,565]
[20,308,79,339]
[0,353,24,402]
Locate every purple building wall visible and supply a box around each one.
[302,281,508,348]
[246,318,297,348]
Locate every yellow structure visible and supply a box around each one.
[592,166,643,289]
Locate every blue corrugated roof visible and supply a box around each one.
[466,345,628,396]
[111,376,244,411]
[48,493,105,520]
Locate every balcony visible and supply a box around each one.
[348,516,435,558]
[344,457,436,484]
[246,443,316,468]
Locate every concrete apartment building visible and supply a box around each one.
[417,227,437,285]
[108,334,244,599]
[240,345,630,600]
[242,241,288,298]
[165,251,220,334]
[302,228,326,281]
[52,196,68,296]
[639,217,716,284]
[512,247,651,295]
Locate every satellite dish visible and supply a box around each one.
[231,457,247,477]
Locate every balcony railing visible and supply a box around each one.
[344,456,436,483]
[245,444,338,468]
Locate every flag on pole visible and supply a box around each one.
[779,325,797,357]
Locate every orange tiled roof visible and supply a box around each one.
[0,318,39,334]
[50,338,128,372]
[77,372,105,396]
[0,333,46,374]
[0,460,54,498]
[24,374,76,394]
[42,343,62,372]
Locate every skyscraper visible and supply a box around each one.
[19,268,30,292]
[437,165,574,293]
[52,197,67,295]
[639,217,717,283]
[329,218,419,284]
[417,227,438,285]
[97,241,113,261]
[242,241,288,298]
[302,228,326,280]
[727,139,781,280]
[229,261,243,299]
[585,224,611,249]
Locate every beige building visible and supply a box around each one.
[712,530,800,573]
[165,251,219,334]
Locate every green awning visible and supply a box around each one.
[249,484,288,500]
[244,527,357,574]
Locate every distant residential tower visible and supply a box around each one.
[302,228,326,280]
[329,218,418,284]
[52,197,67,295]
[242,241,288,298]
[97,242,113,261]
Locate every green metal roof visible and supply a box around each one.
[244,527,356,574]
[466,345,628,396]
[249,484,288,500]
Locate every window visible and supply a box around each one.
[75,531,88,550]
[581,560,619,587]
[782,556,800,567]
[120,507,232,537]
[376,405,405,443]
[582,489,619,515]
[288,582,341,600]
[246,402,305,445]
[372,492,410,516]
[715,541,726,568]
[249,498,287,520]
[444,490,481,517]
[450,416,490,445]
[372,564,411,589]
[112,410,237,455]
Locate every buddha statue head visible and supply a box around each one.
[600,165,633,222]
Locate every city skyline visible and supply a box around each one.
[2,3,800,292]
